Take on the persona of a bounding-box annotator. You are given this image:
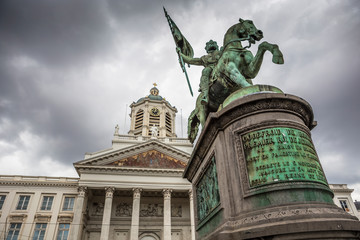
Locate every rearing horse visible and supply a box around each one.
[188,18,284,143]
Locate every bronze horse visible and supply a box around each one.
[188,19,284,143]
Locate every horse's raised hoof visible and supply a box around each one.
[272,54,284,64]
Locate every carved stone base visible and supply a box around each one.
[184,92,360,239]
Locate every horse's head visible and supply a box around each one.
[238,18,263,43]
[224,18,264,46]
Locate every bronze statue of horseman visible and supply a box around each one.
[164,9,284,143]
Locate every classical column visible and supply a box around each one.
[130,188,142,240]
[70,186,87,240]
[189,189,196,240]
[163,189,172,240]
[100,187,115,240]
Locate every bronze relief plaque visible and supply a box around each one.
[241,127,327,187]
[196,156,220,222]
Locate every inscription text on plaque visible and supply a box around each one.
[242,127,327,187]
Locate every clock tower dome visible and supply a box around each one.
[128,84,177,138]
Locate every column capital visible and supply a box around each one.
[105,187,115,198]
[162,189,172,199]
[188,189,193,201]
[132,188,142,198]
[77,186,88,197]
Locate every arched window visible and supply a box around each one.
[149,112,160,136]
[139,232,160,240]
[135,109,144,131]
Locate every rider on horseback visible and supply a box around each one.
[170,17,284,143]
[177,40,221,105]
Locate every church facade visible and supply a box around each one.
[0,86,195,240]
[0,86,358,240]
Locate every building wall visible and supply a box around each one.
[0,176,78,240]
[0,176,193,240]
[1,176,359,240]
[85,194,191,240]
[330,184,360,220]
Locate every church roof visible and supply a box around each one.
[74,139,190,176]
[135,85,172,106]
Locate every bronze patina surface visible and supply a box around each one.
[196,156,220,223]
[164,10,284,143]
[242,127,327,187]
[184,93,360,239]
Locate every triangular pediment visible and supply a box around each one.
[108,149,186,169]
[74,139,190,171]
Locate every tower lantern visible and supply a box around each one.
[128,85,177,138]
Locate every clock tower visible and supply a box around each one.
[128,84,177,138]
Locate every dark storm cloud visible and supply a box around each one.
[0,0,117,167]
[0,0,116,68]
[0,0,193,168]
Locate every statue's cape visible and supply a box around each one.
[165,11,194,58]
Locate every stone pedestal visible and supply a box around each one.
[184,91,360,239]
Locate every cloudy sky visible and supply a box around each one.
[1,0,359,198]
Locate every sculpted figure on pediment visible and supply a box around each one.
[110,150,186,169]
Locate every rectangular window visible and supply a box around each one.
[62,197,75,211]
[340,199,350,212]
[40,196,54,211]
[6,223,22,240]
[56,223,70,240]
[0,195,6,210]
[32,223,47,240]
[16,195,30,210]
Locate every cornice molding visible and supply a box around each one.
[130,98,177,112]
[75,165,184,177]
[331,189,353,193]
[0,180,79,188]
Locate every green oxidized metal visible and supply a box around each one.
[242,127,327,187]
[196,156,220,222]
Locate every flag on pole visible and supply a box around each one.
[164,7,194,58]
[164,7,194,96]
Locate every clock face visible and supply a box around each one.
[150,107,160,116]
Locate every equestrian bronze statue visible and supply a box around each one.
[164,10,284,143]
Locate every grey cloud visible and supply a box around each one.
[0,0,115,68]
